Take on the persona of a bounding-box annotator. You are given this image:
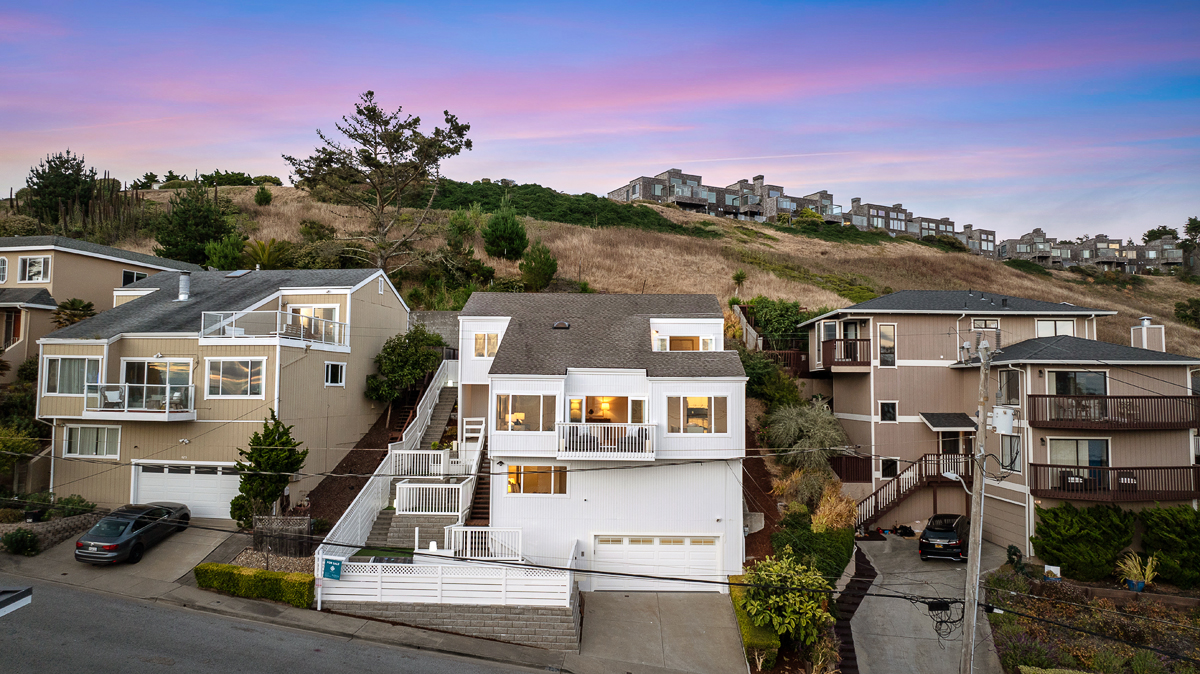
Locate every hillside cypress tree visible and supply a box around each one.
[154,180,234,264]
[24,150,97,229]
[519,239,557,291]
[481,195,528,260]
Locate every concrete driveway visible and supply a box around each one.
[573,592,747,674]
[0,518,238,599]
[852,537,1005,674]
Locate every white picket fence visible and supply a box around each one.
[317,561,571,607]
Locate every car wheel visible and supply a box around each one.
[128,543,145,565]
[176,515,190,532]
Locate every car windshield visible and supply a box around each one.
[926,515,959,531]
[88,519,130,537]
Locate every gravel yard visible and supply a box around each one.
[230,548,315,574]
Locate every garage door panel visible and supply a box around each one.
[135,465,238,519]
[592,535,722,592]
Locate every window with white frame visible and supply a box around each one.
[65,426,119,458]
[324,362,346,387]
[1036,319,1075,337]
[495,394,556,431]
[666,396,728,434]
[474,333,499,358]
[506,465,565,494]
[378,277,385,294]
[878,324,896,367]
[972,319,998,330]
[18,256,50,282]
[1000,434,1022,472]
[0,257,8,283]
[880,457,899,478]
[879,401,898,422]
[1048,371,1106,396]
[122,270,148,286]
[45,357,100,395]
[207,359,264,397]
[1049,438,1108,467]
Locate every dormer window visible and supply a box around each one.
[655,335,714,352]
[474,333,499,358]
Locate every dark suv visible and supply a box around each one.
[918,514,968,562]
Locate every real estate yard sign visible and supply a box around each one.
[323,558,342,581]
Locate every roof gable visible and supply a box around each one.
[0,236,202,272]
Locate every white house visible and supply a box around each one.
[457,293,747,592]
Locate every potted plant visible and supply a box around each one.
[1116,551,1158,592]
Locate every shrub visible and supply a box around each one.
[48,494,95,518]
[0,508,22,523]
[2,527,39,556]
[204,233,249,271]
[0,214,40,237]
[1004,259,1052,276]
[518,239,557,291]
[1030,503,1134,581]
[1138,505,1200,589]
[253,185,273,206]
[810,482,857,533]
[772,520,854,581]
[729,574,780,670]
[155,180,235,264]
[252,175,283,186]
[1129,649,1169,674]
[1089,648,1127,674]
[738,347,800,409]
[299,219,336,243]
[1175,299,1200,329]
[481,195,528,260]
[741,547,833,646]
[193,563,315,608]
[158,180,191,189]
[17,357,38,383]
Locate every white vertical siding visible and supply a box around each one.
[650,378,746,458]
[458,317,511,384]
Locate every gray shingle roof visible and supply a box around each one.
[920,412,977,431]
[981,335,1200,365]
[799,290,1114,327]
[44,269,378,340]
[0,236,202,272]
[0,288,56,308]
[460,293,745,378]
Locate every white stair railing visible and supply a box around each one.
[445,527,522,561]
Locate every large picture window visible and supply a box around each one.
[208,359,264,397]
[18,256,50,282]
[1049,371,1106,396]
[495,394,556,431]
[1000,435,1022,472]
[1036,319,1075,337]
[666,396,728,434]
[474,333,499,358]
[65,426,119,458]
[124,360,191,410]
[45,357,100,395]
[506,465,566,495]
[1049,438,1109,467]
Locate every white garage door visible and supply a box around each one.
[592,535,721,592]
[135,464,240,519]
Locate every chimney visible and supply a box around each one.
[176,271,191,302]
[1131,316,1166,352]
[851,197,861,209]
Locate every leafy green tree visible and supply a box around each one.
[1138,505,1200,589]
[24,150,97,228]
[747,296,803,350]
[51,298,97,329]
[481,194,528,260]
[154,180,234,264]
[0,424,41,476]
[518,239,557,291]
[1142,226,1179,244]
[283,90,472,272]
[1180,217,1200,278]
[199,169,254,186]
[741,546,834,645]
[130,172,159,190]
[299,219,336,243]
[365,324,445,402]
[228,410,308,529]
[253,185,273,206]
[204,233,249,270]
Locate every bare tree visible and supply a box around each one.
[283,91,471,271]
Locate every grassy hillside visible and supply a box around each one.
[130,185,1200,357]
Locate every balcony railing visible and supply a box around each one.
[1029,463,1200,502]
[84,383,196,420]
[557,422,655,461]
[1027,395,1200,430]
[444,526,522,561]
[200,311,348,346]
[820,339,871,368]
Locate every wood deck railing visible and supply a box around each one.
[761,350,810,377]
[857,453,973,527]
[1029,463,1200,502]
[821,339,871,367]
[1027,395,1200,430]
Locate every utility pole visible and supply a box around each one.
[960,339,992,674]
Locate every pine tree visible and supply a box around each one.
[154,180,234,264]
[24,150,97,229]
[519,239,557,291]
[228,410,308,528]
[481,195,528,260]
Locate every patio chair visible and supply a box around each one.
[1116,471,1137,492]
[102,389,124,410]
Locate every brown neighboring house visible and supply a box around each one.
[800,290,1200,555]
[0,236,202,382]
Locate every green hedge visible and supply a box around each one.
[771,515,855,581]
[729,574,780,670]
[1138,504,1200,589]
[193,563,314,608]
[1030,503,1134,581]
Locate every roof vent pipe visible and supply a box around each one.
[1140,316,1152,327]
[1002,298,1008,308]
[177,271,191,301]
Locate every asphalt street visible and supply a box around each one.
[0,571,535,674]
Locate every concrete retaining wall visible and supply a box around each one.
[0,511,106,554]
[325,590,581,651]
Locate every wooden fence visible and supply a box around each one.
[253,516,313,557]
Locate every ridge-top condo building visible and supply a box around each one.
[607,169,842,222]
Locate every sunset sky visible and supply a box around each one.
[2,1,1197,240]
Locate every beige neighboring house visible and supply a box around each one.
[36,268,408,517]
[0,236,202,383]
[800,290,1200,556]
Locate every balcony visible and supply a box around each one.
[1029,464,1200,503]
[200,311,348,346]
[1027,395,1200,430]
[820,339,871,372]
[557,422,655,461]
[83,384,196,421]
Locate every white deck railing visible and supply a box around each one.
[394,477,475,516]
[200,310,348,346]
[556,422,655,461]
[444,526,522,561]
[317,561,570,607]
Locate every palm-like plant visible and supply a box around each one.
[732,269,747,294]
[244,239,287,270]
[51,298,96,328]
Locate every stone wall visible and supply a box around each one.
[325,591,581,651]
[0,511,106,554]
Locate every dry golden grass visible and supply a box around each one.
[118,187,1200,356]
